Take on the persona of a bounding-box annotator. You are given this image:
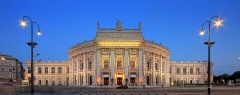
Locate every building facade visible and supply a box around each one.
[0,54,24,84]
[24,21,212,87]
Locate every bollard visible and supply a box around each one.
[156,92,158,95]
[164,92,167,95]
[22,88,24,92]
[139,93,141,95]
[88,93,91,95]
[80,93,82,95]
[122,93,124,95]
[97,93,99,95]
[114,93,116,95]
[105,93,108,95]
[131,93,133,95]
[184,88,185,94]
[148,92,150,95]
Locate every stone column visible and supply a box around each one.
[96,48,101,86]
[143,52,146,85]
[71,58,74,86]
[138,48,143,85]
[152,52,156,86]
[93,52,96,86]
[110,48,115,86]
[193,66,196,75]
[77,55,79,86]
[160,55,162,85]
[83,53,86,86]
[124,48,129,85]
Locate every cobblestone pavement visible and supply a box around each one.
[1,85,240,95]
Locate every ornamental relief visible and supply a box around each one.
[96,34,143,40]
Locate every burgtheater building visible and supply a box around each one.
[25,21,212,87]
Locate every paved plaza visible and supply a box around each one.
[1,85,240,95]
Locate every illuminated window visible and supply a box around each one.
[88,61,92,69]
[104,60,109,68]
[117,60,122,69]
[146,61,150,69]
[130,60,135,68]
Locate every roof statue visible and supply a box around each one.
[97,21,100,32]
[139,21,142,31]
[116,20,122,31]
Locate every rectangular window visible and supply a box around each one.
[9,69,12,72]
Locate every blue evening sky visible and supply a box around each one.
[0,0,239,76]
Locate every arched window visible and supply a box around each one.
[38,67,41,74]
[183,68,186,74]
[52,67,55,74]
[176,68,180,74]
[155,63,157,70]
[28,67,31,73]
[45,67,48,74]
[39,80,41,85]
[80,62,83,70]
[74,62,76,71]
[130,60,135,68]
[46,80,48,85]
[169,67,172,74]
[146,61,150,69]
[58,67,61,74]
[67,67,69,73]
[196,68,200,74]
[104,60,109,68]
[117,60,122,69]
[88,61,92,69]
[190,68,193,74]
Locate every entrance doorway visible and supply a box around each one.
[146,76,150,85]
[117,77,122,85]
[130,78,135,85]
[104,78,109,85]
[89,76,92,85]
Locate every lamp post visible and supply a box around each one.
[111,78,113,86]
[20,16,42,95]
[199,15,223,94]
[125,78,128,86]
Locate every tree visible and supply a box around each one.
[230,71,240,83]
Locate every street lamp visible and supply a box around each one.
[199,15,223,94]
[111,78,113,86]
[20,16,42,95]
[125,78,128,86]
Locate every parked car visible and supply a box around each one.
[116,85,128,89]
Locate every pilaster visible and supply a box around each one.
[152,52,156,86]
